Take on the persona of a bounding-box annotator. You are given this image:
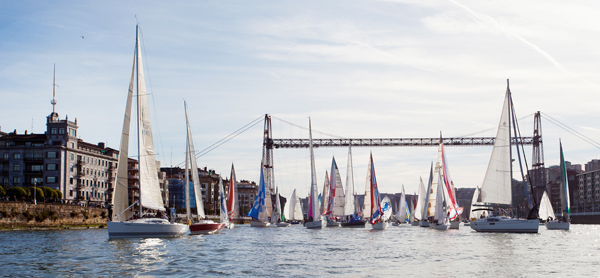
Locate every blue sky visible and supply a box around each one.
[1,0,599,198]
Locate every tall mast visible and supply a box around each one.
[136,24,142,217]
[185,101,191,220]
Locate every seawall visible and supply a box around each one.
[0,202,107,229]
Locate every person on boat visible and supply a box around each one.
[107,204,113,222]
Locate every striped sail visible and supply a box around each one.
[369,153,384,224]
[227,164,238,222]
[327,157,346,216]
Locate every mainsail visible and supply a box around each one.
[363,156,373,219]
[321,171,329,215]
[414,177,426,221]
[326,157,346,216]
[368,153,384,225]
[227,164,239,223]
[308,118,320,220]
[538,191,555,221]
[285,189,304,221]
[343,146,356,216]
[480,88,512,205]
[185,101,205,219]
[248,166,269,222]
[559,141,570,219]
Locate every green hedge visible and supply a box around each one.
[6,187,28,199]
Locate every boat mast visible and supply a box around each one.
[185,101,191,220]
[136,24,143,217]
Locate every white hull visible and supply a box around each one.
[372,221,389,230]
[305,220,326,229]
[419,220,430,227]
[470,217,539,233]
[546,220,570,230]
[449,221,460,229]
[276,222,291,227]
[429,221,449,230]
[250,220,271,227]
[411,221,420,226]
[107,219,189,239]
[226,223,235,229]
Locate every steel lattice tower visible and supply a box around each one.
[261,114,274,193]
[530,111,546,203]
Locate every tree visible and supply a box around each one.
[6,187,27,200]
[0,185,5,197]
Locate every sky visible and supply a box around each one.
[1,0,600,199]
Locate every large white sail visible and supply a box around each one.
[480,88,512,205]
[421,163,433,221]
[111,46,136,222]
[136,26,165,212]
[321,171,329,215]
[414,177,426,221]
[328,157,346,216]
[395,185,407,222]
[426,143,444,218]
[185,101,205,218]
[343,146,355,216]
[538,191,555,221]
[470,187,485,220]
[434,167,448,224]
[285,189,304,221]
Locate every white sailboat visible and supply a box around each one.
[412,177,426,226]
[430,168,450,230]
[185,101,225,235]
[538,191,555,223]
[419,164,434,227]
[305,118,325,229]
[107,25,188,238]
[393,185,407,225]
[248,165,271,227]
[226,164,238,229]
[546,141,570,230]
[283,189,304,224]
[321,171,329,215]
[470,80,539,233]
[367,153,388,230]
[340,145,365,228]
[469,186,487,222]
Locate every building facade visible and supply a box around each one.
[0,112,118,206]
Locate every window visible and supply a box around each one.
[51,128,57,134]
[47,152,57,158]
[69,190,73,197]
[59,128,65,134]
[13,177,21,184]
[13,153,21,159]
[31,165,43,172]
[47,164,57,171]
[70,178,73,184]
[71,154,74,160]
[13,164,20,171]
[3,153,8,160]
[46,177,56,183]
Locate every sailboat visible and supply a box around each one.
[412,178,426,226]
[226,164,238,229]
[184,101,225,235]
[538,191,555,223]
[367,153,388,230]
[419,164,434,227]
[393,185,407,226]
[248,165,271,227]
[430,167,450,230]
[546,141,570,230]
[272,187,290,227]
[283,189,304,224]
[324,157,345,227]
[107,25,189,239]
[470,80,539,233]
[305,118,326,229]
[469,186,487,223]
[341,145,365,228]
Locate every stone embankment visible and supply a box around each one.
[0,202,107,229]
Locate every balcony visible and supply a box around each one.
[23,169,43,174]
[24,157,44,162]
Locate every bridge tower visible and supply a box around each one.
[530,111,546,204]
[262,114,274,193]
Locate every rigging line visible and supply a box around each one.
[271,116,345,138]
[543,117,600,150]
[175,116,263,166]
[457,113,534,137]
[541,112,600,148]
[139,25,167,163]
[195,118,263,159]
